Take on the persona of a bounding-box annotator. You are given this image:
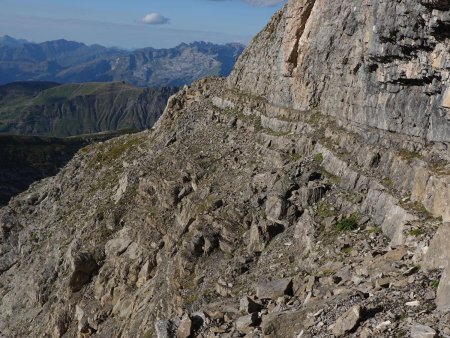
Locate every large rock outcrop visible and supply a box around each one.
[229,0,450,143]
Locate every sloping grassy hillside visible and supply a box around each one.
[0,81,176,137]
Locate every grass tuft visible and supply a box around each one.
[336,214,358,231]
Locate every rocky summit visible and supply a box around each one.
[0,1,449,338]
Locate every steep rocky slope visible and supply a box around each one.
[0,39,244,87]
[0,1,449,338]
[0,82,177,137]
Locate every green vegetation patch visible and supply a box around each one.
[143,328,155,338]
[366,226,382,234]
[308,111,323,126]
[336,214,359,232]
[322,170,341,185]
[291,153,302,162]
[395,330,407,338]
[314,153,324,164]
[398,149,424,164]
[431,279,440,289]
[407,201,432,218]
[408,228,425,237]
[381,177,394,188]
[89,136,145,169]
[32,82,141,105]
[429,158,450,175]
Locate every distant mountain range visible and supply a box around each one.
[0,35,245,87]
[0,81,177,137]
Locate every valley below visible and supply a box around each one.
[0,81,177,205]
[0,131,133,206]
[0,81,177,137]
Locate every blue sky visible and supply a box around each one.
[0,0,285,49]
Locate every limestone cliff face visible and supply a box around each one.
[0,82,177,137]
[229,0,450,143]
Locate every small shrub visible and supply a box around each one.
[395,330,407,338]
[323,170,341,184]
[341,246,352,254]
[143,328,155,338]
[314,153,324,163]
[367,226,382,234]
[429,158,450,175]
[398,313,407,321]
[409,228,425,237]
[336,215,358,231]
[254,117,262,132]
[431,279,440,289]
[410,202,431,217]
[321,269,334,277]
[264,128,289,137]
[398,149,423,164]
[291,153,302,162]
[309,111,322,125]
[381,177,394,188]
[425,302,437,312]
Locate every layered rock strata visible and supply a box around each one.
[229,0,450,143]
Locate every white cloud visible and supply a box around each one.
[142,13,169,25]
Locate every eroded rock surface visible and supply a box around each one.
[229,0,450,143]
[0,0,449,337]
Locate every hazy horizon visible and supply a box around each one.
[0,33,248,51]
